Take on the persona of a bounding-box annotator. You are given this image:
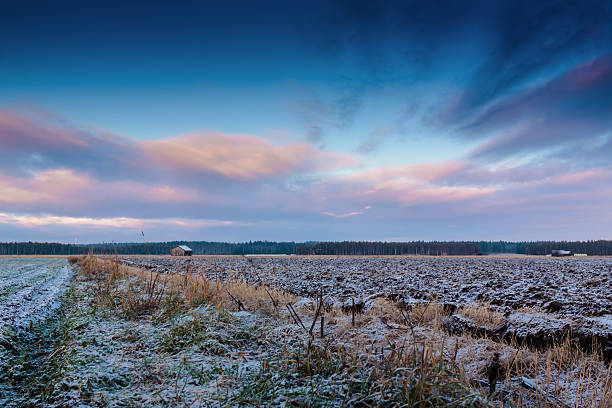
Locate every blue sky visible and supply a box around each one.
[1,0,611,242]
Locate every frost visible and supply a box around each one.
[0,258,73,334]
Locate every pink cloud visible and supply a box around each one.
[551,169,610,186]
[0,111,89,150]
[341,162,493,206]
[143,132,358,180]
[0,169,203,207]
[322,211,364,217]
[1,109,359,186]
[0,169,92,204]
[344,161,466,184]
[309,162,494,211]
[565,55,612,89]
[0,212,240,229]
[364,183,494,206]
[107,182,202,203]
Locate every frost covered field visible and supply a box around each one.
[1,255,611,407]
[121,255,612,319]
[117,255,612,406]
[0,258,74,406]
[0,258,72,334]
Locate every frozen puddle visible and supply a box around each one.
[0,258,73,335]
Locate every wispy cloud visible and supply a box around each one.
[0,169,91,204]
[0,169,202,208]
[0,212,238,229]
[322,205,371,218]
[466,55,612,161]
[0,111,358,184]
[312,162,495,210]
[143,131,357,180]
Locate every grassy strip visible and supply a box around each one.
[0,285,79,407]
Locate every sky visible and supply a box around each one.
[1,0,611,243]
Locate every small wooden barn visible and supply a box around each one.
[551,249,572,257]
[171,245,193,256]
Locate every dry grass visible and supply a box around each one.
[409,299,447,328]
[460,302,505,327]
[325,296,612,407]
[496,340,612,407]
[68,255,612,407]
[70,255,297,321]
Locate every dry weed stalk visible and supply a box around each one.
[69,256,612,407]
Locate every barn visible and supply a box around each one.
[171,245,193,256]
[551,249,572,257]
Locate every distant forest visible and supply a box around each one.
[1,240,612,256]
[0,241,299,256]
[296,241,612,256]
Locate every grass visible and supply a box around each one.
[160,309,257,356]
[0,285,79,406]
[66,256,494,405]
[228,338,491,407]
[459,303,505,328]
[57,256,612,406]
[69,255,298,321]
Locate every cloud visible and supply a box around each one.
[143,131,357,180]
[313,162,494,210]
[322,210,364,218]
[0,212,237,229]
[2,101,610,242]
[550,169,611,186]
[422,2,611,125]
[0,109,359,184]
[0,169,203,207]
[0,110,140,180]
[0,111,89,151]
[462,55,612,161]
[355,103,418,153]
[0,169,91,204]
[345,162,466,184]
[292,83,366,144]
[322,205,371,218]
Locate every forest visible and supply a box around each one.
[1,240,612,256]
[296,241,612,255]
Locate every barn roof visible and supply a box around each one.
[177,245,192,251]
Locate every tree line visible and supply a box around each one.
[296,240,612,256]
[0,241,299,255]
[1,240,611,256]
[295,241,481,255]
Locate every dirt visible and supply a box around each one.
[119,255,612,319]
[119,255,612,363]
[1,256,610,406]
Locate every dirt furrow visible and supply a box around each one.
[0,259,73,334]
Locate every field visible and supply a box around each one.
[120,255,612,319]
[0,255,611,407]
[0,258,72,333]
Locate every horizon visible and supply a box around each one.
[2,238,611,246]
[1,1,611,243]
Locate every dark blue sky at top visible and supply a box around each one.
[3,1,608,79]
[4,1,608,99]
[1,0,611,242]
[2,0,609,146]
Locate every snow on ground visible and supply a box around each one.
[1,256,610,406]
[0,258,73,334]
